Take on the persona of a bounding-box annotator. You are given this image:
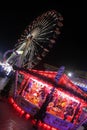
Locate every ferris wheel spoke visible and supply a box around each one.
[38,30,54,37]
[40,23,56,34]
[32,39,49,52]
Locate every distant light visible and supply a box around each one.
[68,72,72,77]
[16,50,23,55]
[0,61,13,76]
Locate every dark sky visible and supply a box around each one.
[0,1,86,71]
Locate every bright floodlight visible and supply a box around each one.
[68,72,72,77]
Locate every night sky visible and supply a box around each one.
[0,1,85,71]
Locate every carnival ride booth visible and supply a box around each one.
[19,78,51,108]
[12,69,87,130]
[46,89,79,121]
[14,70,53,116]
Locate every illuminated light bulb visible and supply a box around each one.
[25,113,30,119]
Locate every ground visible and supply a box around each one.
[0,98,85,130]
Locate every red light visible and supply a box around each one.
[13,103,17,109]
[51,127,57,130]
[38,121,42,127]
[47,125,51,129]
[25,113,30,119]
[8,97,14,104]
[32,119,36,125]
[20,110,25,115]
[42,123,50,129]
[16,106,21,113]
[43,124,47,127]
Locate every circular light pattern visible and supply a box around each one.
[9,10,63,69]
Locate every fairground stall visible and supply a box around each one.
[8,68,87,130]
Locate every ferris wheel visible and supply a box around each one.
[6,10,63,69]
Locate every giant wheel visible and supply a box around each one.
[7,10,63,69]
